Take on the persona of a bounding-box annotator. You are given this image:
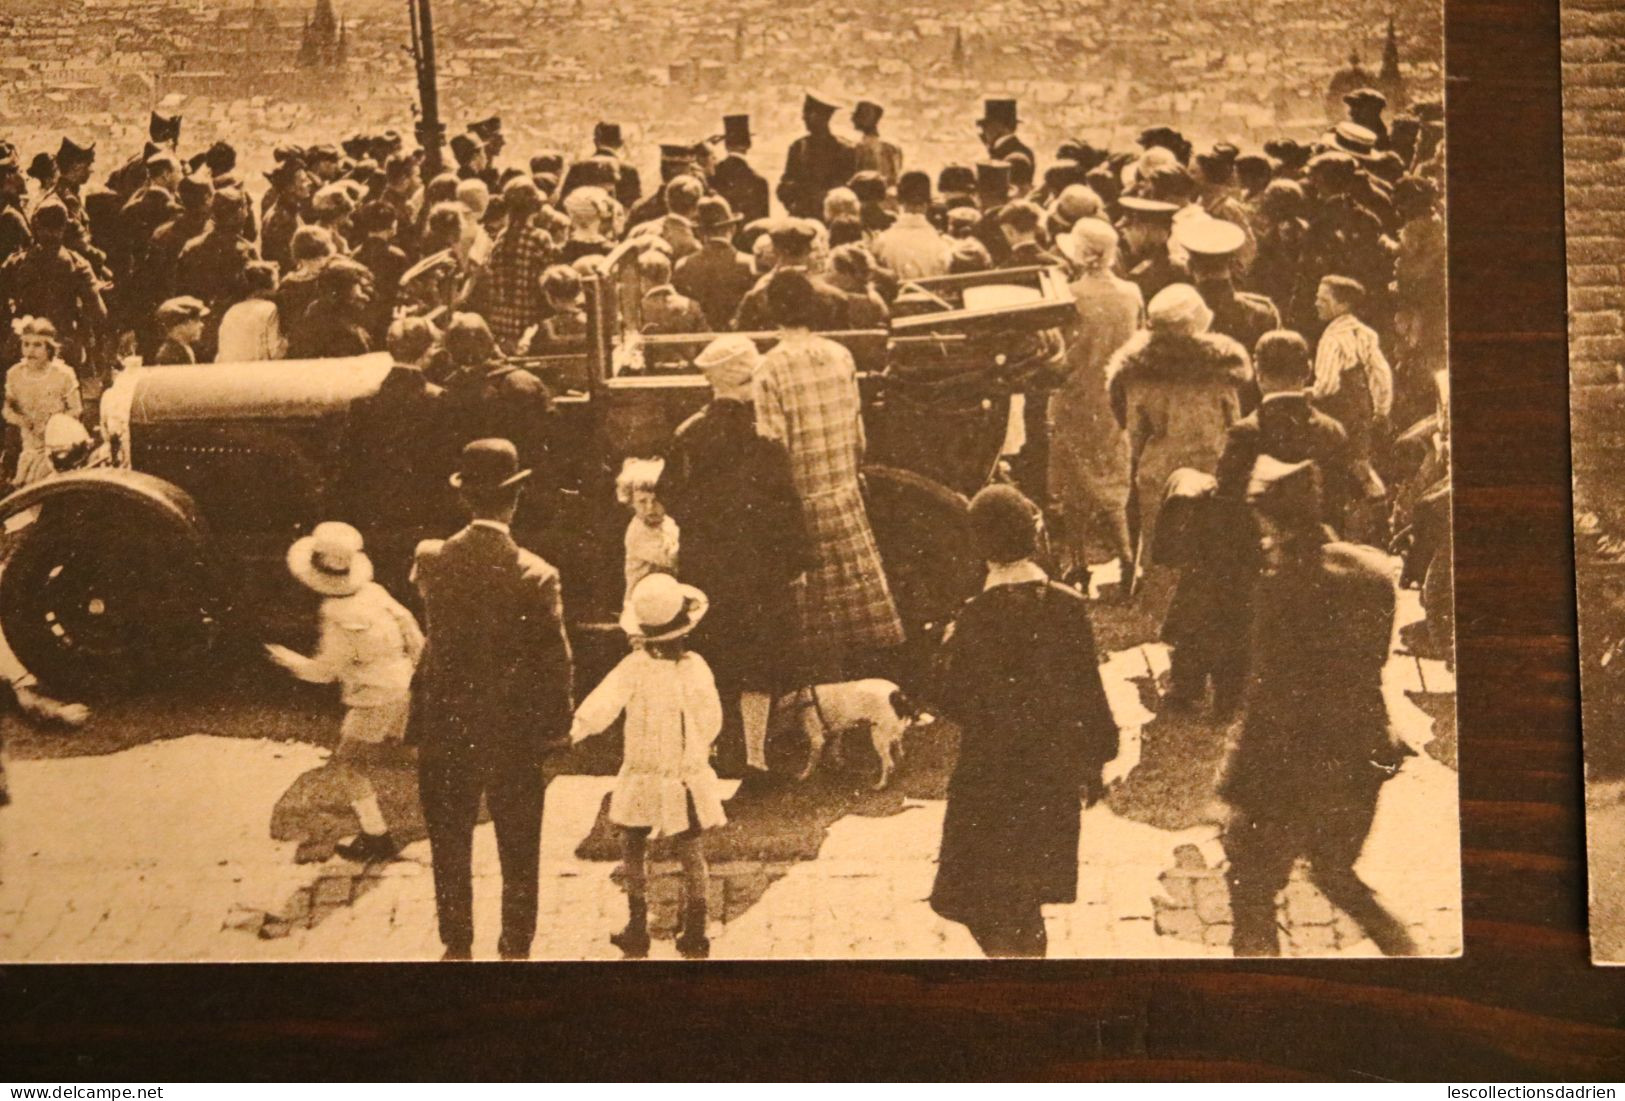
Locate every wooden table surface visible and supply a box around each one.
[5,0,1624,1081]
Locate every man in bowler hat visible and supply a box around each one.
[412,439,574,960]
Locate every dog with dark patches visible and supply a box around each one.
[790,679,929,790]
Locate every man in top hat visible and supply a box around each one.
[709,114,769,227]
[1342,88,1391,151]
[411,437,575,961]
[851,100,903,189]
[777,91,857,221]
[1178,217,1276,406]
[1116,196,1187,303]
[674,195,756,329]
[977,98,1033,169]
[1220,454,1418,958]
[0,144,32,272]
[972,160,1015,264]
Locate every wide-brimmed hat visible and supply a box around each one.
[619,573,709,642]
[450,438,531,492]
[693,194,740,232]
[287,521,374,597]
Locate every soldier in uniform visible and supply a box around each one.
[709,114,770,229]
[777,91,857,221]
[0,145,31,274]
[1116,196,1187,304]
[977,98,1034,169]
[732,219,848,332]
[1221,455,1419,958]
[851,100,903,189]
[1178,218,1278,414]
[49,137,107,275]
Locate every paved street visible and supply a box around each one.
[0,586,1461,962]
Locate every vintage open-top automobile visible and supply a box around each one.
[0,245,1076,695]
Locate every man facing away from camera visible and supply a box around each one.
[1220,454,1418,958]
[411,438,574,961]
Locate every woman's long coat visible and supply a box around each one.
[1106,329,1252,559]
[929,577,1119,926]
[660,398,812,692]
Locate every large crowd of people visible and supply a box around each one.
[0,77,1449,961]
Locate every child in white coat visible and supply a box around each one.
[266,522,425,863]
[572,573,724,959]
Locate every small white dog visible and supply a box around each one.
[787,678,930,790]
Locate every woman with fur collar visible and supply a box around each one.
[1106,283,1253,578]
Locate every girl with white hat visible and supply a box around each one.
[571,573,725,959]
[265,521,425,863]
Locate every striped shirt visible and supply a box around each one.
[1313,313,1393,419]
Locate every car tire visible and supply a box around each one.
[0,502,218,697]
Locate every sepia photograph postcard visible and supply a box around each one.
[0,0,1459,962]
[1563,0,1625,967]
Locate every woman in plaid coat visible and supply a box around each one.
[753,271,904,681]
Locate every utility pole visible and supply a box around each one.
[408,0,444,176]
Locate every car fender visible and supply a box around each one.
[0,468,213,560]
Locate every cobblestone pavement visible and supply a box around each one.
[0,590,1461,962]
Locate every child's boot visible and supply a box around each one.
[611,896,650,959]
[676,899,710,960]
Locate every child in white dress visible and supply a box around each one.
[5,317,82,487]
[616,456,679,603]
[572,573,724,959]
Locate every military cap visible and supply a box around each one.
[722,114,752,146]
[1118,195,1179,219]
[468,116,503,141]
[1329,121,1379,156]
[978,97,1019,129]
[56,136,95,166]
[896,170,932,206]
[852,100,885,129]
[1173,217,1247,257]
[26,152,55,182]
[156,296,209,325]
[149,111,182,146]
[1343,87,1387,111]
[803,89,842,115]
[593,121,624,149]
[938,163,976,193]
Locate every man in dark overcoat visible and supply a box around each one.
[709,114,770,228]
[1219,455,1418,957]
[673,196,755,330]
[776,92,857,220]
[412,438,574,961]
[930,485,1119,957]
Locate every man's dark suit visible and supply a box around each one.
[412,522,573,958]
[674,239,756,330]
[710,154,770,226]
